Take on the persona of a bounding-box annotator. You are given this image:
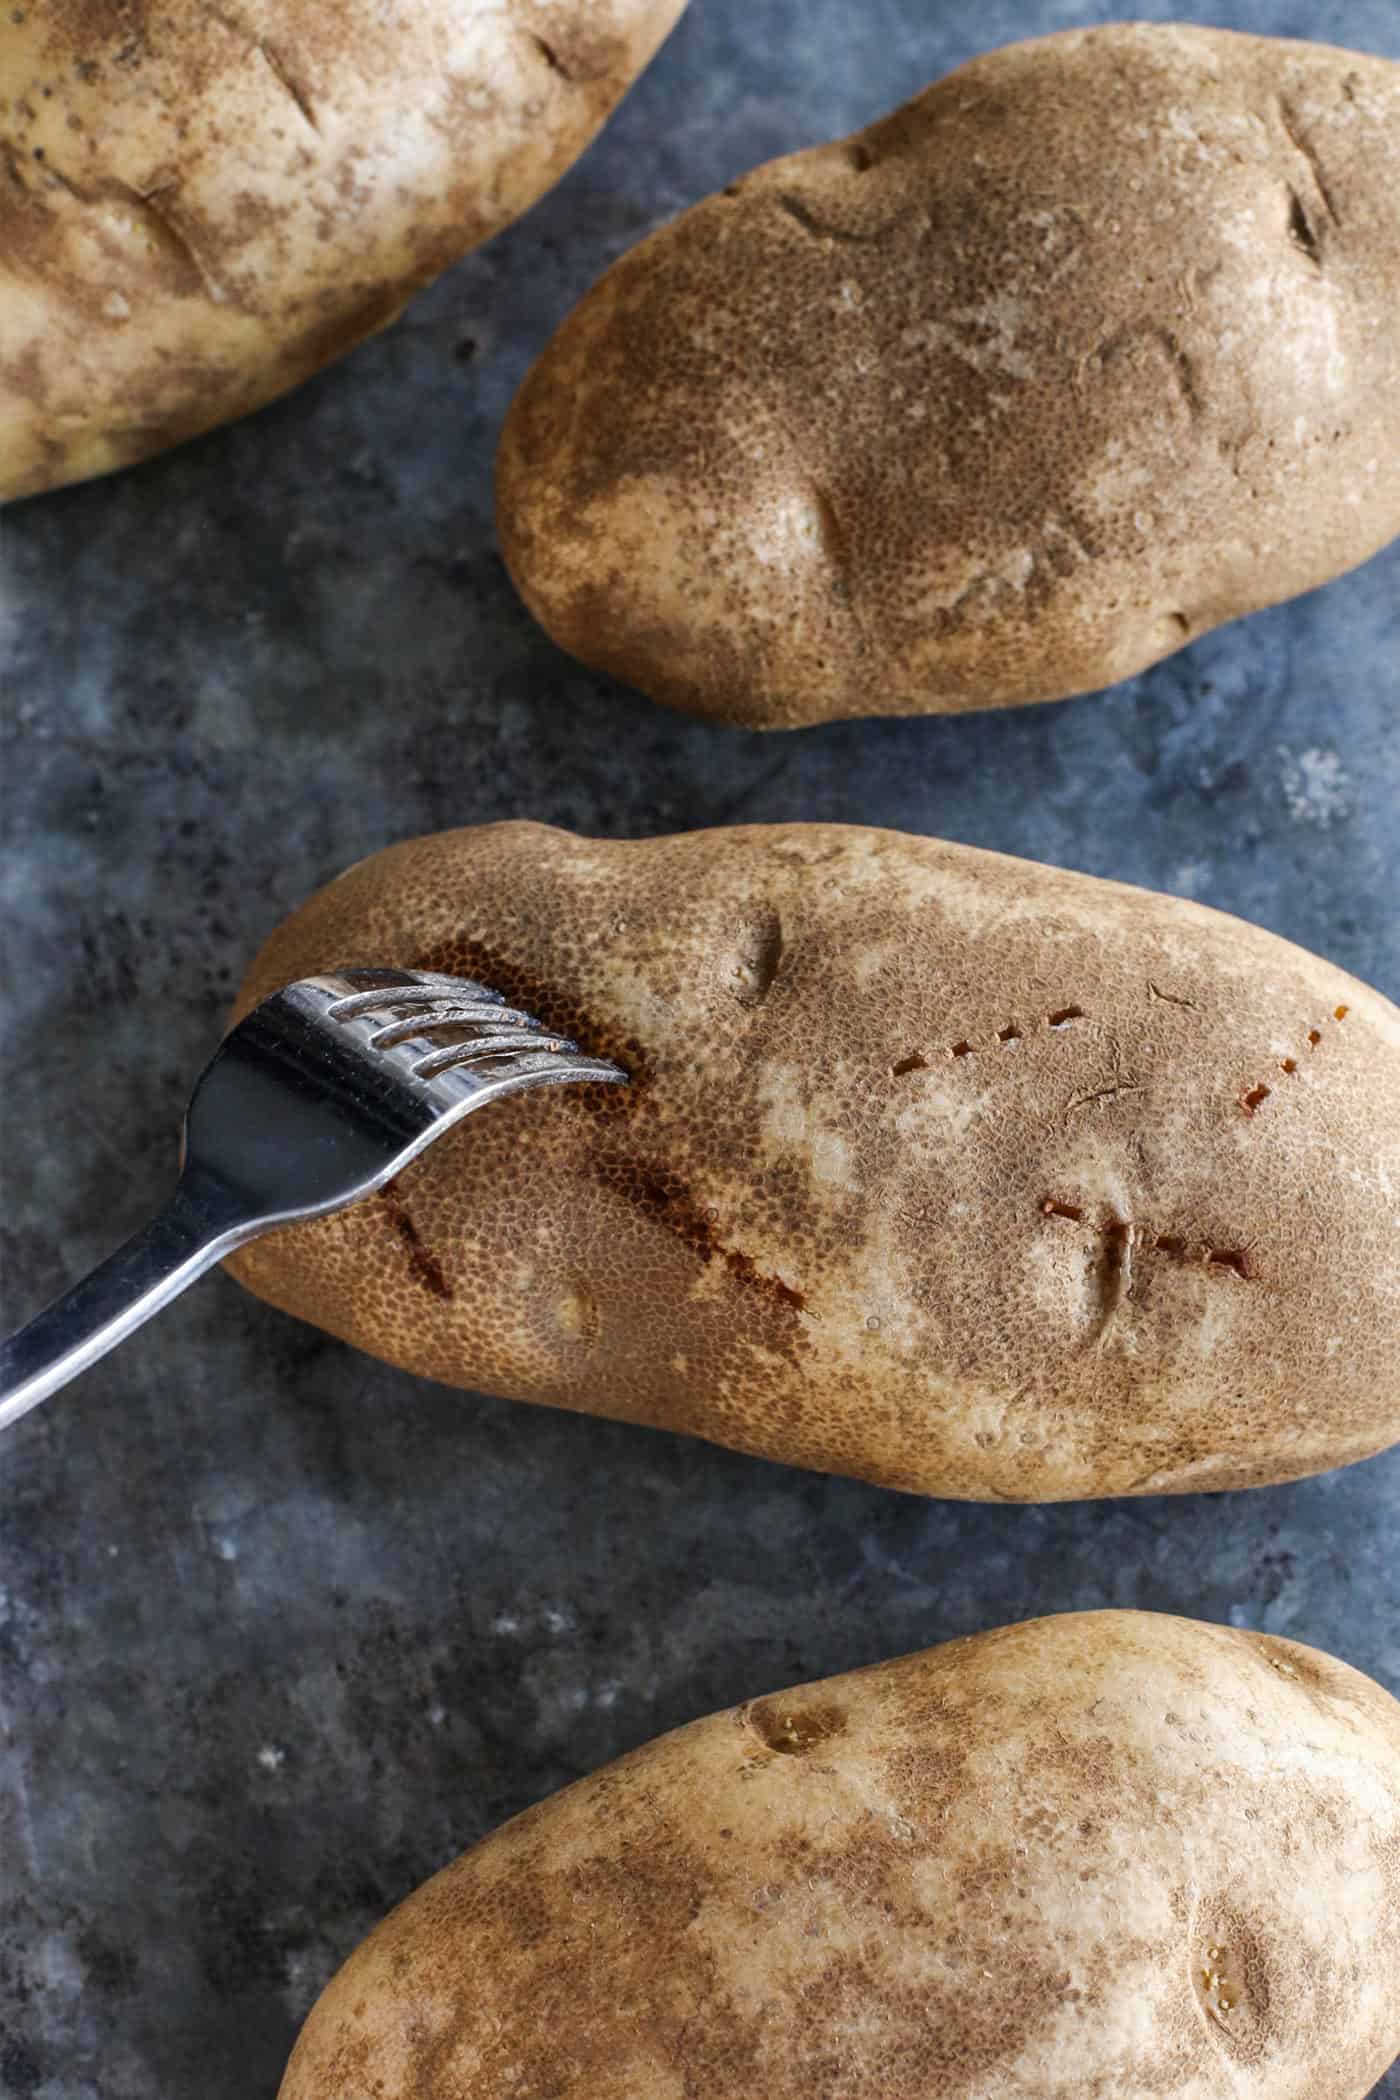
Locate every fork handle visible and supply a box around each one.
[0,1172,248,1433]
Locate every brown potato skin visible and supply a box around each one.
[279,1612,1400,2099]
[0,0,686,502]
[497,25,1400,727]
[227,822,1400,1501]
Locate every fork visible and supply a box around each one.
[0,966,626,1433]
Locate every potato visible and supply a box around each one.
[227,821,1400,1501]
[497,25,1400,727]
[0,0,686,503]
[279,1611,1400,2098]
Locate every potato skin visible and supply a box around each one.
[279,1611,1400,2099]
[0,0,686,502]
[497,25,1400,727]
[227,822,1400,1501]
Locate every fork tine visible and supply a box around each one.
[367,1004,547,1049]
[412,1033,581,1078]
[327,980,506,1022]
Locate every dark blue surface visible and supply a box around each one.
[1,1,1397,2092]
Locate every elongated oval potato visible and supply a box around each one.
[497,25,1400,727]
[0,0,686,503]
[280,1611,1400,2099]
[227,822,1400,1501]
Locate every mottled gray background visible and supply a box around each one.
[2,0,1398,2092]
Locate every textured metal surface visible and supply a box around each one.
[1,0,1397,2092]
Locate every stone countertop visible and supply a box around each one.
[1,1,1397,2092]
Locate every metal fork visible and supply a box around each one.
[0,967,626,1433]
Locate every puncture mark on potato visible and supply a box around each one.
[1148,980,1198,1009]
[1043,1200,1250,1282]
[591,1151,807,1317]
[894,1005,1085,1072]
[379,1180,453,1301]
[1241,1000,1348,1113]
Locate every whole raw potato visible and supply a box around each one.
[497,24,1400,726]
[280,1611,1400,2098]
[0,0,686,503]
[228,822,1400,1501]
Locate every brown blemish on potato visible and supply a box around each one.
[227,822,1400,1501]
[497,27,1400,728]
[1045,1199,1252,1287]
[1240,1082,1272,1115]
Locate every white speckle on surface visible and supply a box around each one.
[1278,745,1353,828]
[427,1703,446,1727]
[492,1612,520,1636]
[257,1745,286,1773]
[215,1536,239,1562]
[542,1606,575,1636]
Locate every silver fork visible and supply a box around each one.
[0,967,626,1433]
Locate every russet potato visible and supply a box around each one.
[497,24,1400,726]
[227,821,1400,1501]
[0,0,686,501]
[279,1611,1400,2099]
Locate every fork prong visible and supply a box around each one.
[412,1032,579,1078]
[327,979,506,1023]
[368,1004,546,1050]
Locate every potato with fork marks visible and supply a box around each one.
[229,821,1400,1502]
